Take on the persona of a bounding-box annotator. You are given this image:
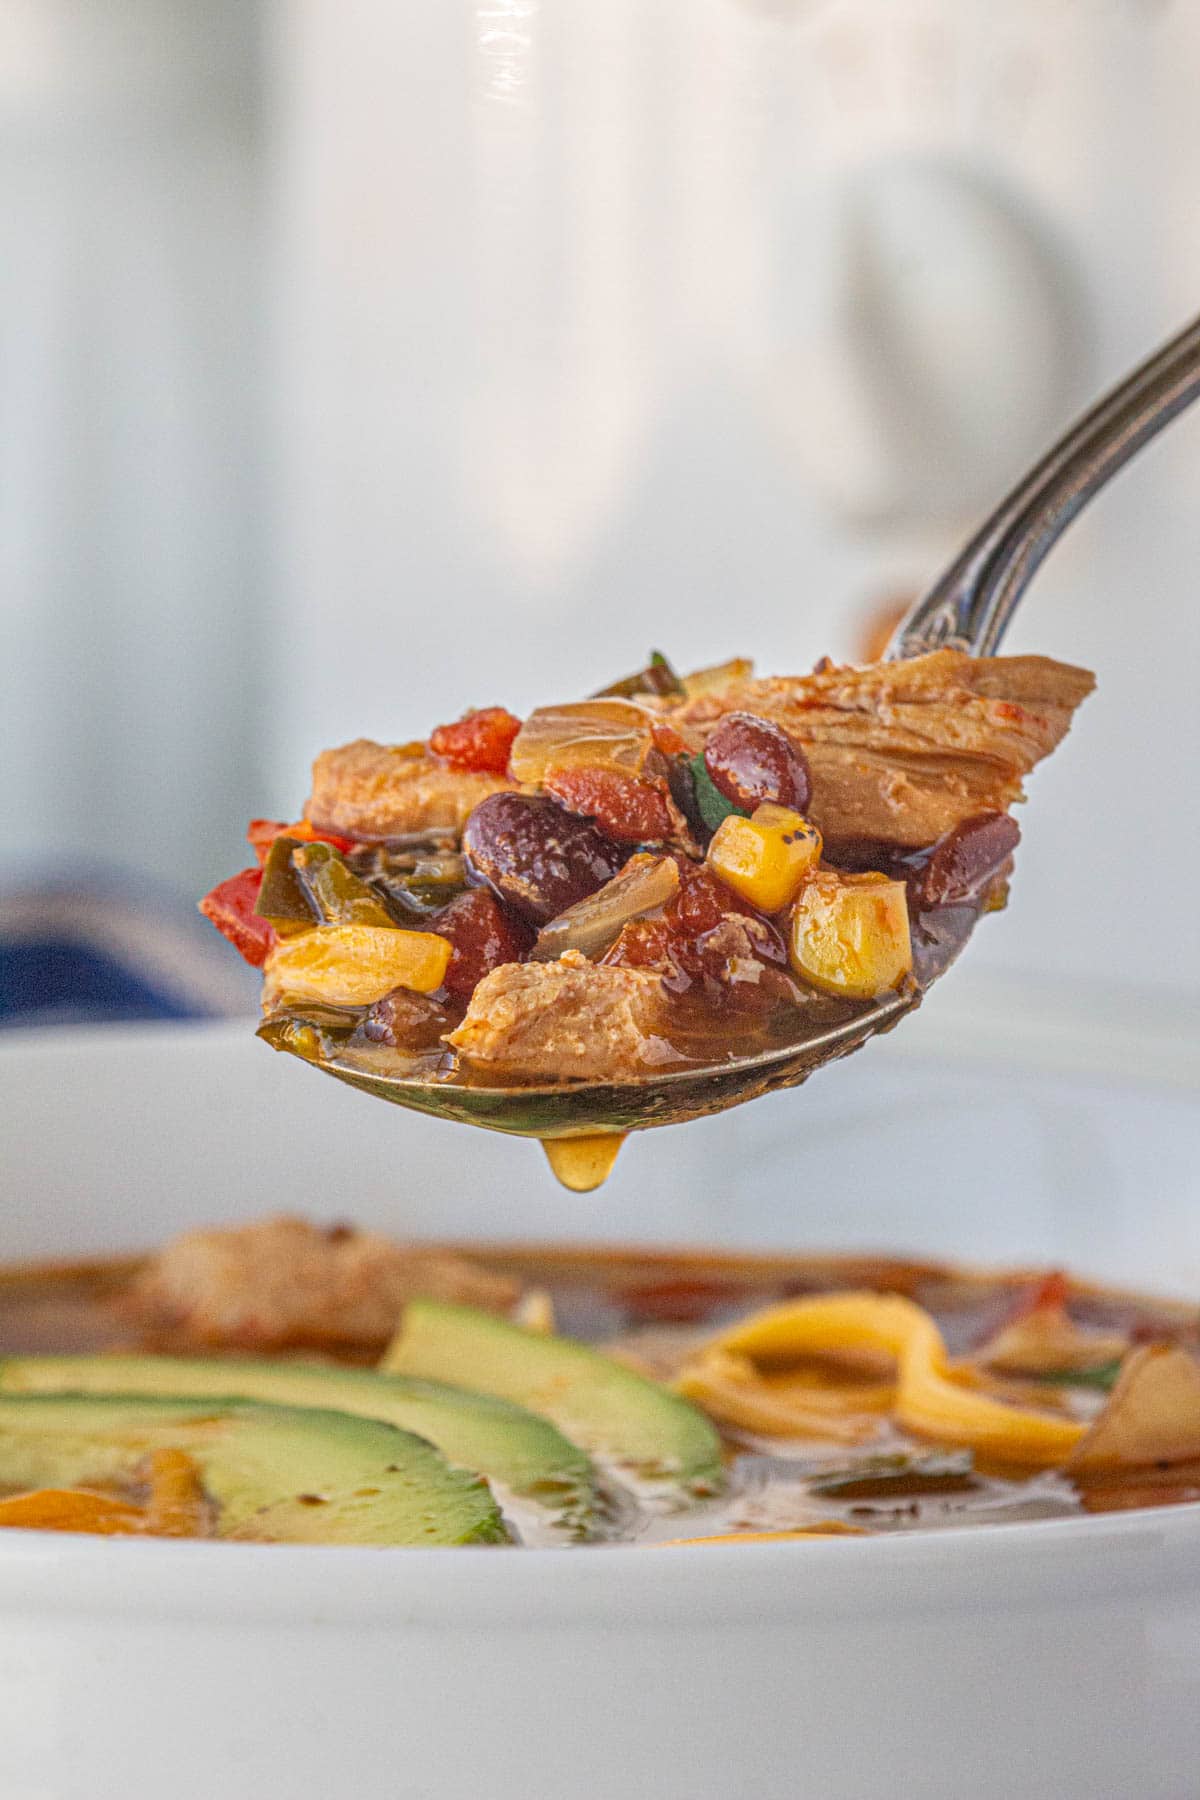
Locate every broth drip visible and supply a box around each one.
[541,1136,626,1192]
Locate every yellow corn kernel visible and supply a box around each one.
[706,804,822,913]
[789,870,912,999]
[265,923,452,1004]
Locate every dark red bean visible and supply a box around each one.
[357,988,450,1050]
[432,887,534,998]
[916,813,1021,910]
[462,793,625,926]
[672,860,732,936]
[703,713,811,814]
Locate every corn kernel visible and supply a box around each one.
[265,923,452,1005]
[789,871,912,999]
[706,804,822,913]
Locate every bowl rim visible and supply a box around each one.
[0,1499,1195,1627]
[3,1021,1198,1633]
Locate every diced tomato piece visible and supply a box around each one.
[246,818,355,866]
[965,1270,1072,1353]
[543,767,674,845]
[432,888,533,999]
[199,868,277,968]
[247,820,288,866]
[650,719,690,759]
[1012,1270,1071,1321]
[429,707,522,775]
[605,854,782,991]
[620,1279,744,1326]
[246,819,295,866]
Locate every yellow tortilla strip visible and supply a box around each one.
[657,1522,868,1546]
[675,1347,889,1443]
[708,1292,1085,1467]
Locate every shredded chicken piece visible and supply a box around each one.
[447,951,678,1080]
[668,649,1094,846]
[306,739,514,840]
[128,1216,517,1352]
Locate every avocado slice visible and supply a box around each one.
[0,1393,507,1545]
[384,1301,724,1499]
[0,1355,598,1538]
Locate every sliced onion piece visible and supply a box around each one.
[1067,1344,1200,1475]
[532,854,679,962]
[509,699,655,785]
[976,1304,1128,1378]
[680,657,754,699]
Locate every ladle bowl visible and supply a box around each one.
[298,313,1200,1142]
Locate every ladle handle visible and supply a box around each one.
[889,312,1200,660]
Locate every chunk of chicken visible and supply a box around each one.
[127,1216,517,1353]
[306,739,514,840]
[446,951,678,1081]
[668,650,1094,847]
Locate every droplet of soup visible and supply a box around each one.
[541,1134,626,1192]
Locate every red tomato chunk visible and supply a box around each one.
[199,868,277,968]
[543,767,674,845]
[429,708,522,775]
[246,819,355,866]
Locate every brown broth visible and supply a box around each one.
[0,1244,1197,1546]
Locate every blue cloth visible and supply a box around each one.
[0,867,258,1029]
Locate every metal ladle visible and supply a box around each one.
[302,312,1200,1163]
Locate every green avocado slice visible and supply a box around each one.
[0,1393,507,1545]
[384,1301,724,1500]
[0,1355,598,1538]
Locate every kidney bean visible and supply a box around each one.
[357,988,450,1050]
[672,860,732,936]
[432,887,534,997]
[462,793,625,925]
[703,713,811,814]
[916,813,1021,910]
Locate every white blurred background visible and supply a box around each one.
[2,0,1199,1024]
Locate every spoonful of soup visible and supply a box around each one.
[201,312,1200,1187]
